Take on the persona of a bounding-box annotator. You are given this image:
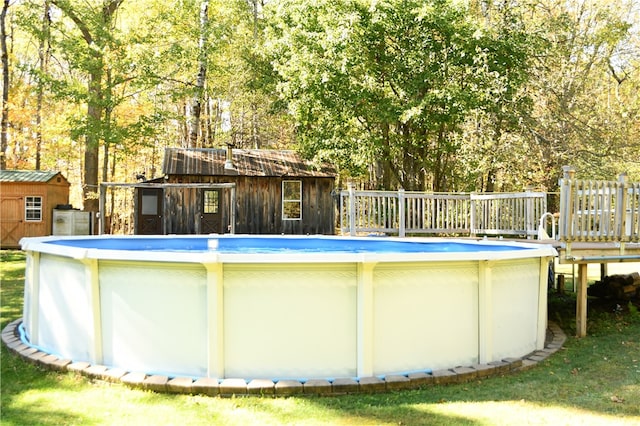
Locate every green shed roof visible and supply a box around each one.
[0,169,67,183]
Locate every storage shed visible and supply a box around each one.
[134,148,337,235]
[0,170,70,248]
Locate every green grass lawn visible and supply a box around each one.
[1,250,639,425]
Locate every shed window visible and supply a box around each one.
[203,190,219,214]
[141,190,159,215]
[25,196,43,222]
[282,180,302,220]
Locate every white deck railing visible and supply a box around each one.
[558,167,640,243]
[339,186,547,238]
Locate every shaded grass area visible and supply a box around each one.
[1,250,639,425]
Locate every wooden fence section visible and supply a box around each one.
[339,186,547,238]
[471,192,547,238]
[558,167,640,243]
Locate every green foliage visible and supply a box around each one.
[262,0,536,191]
[522,0,640,187]
[4,0,640,199]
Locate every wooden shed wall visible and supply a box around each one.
[161,186,233,234]
[166,175,335,235]
[0,180,69,248]
[165,186,196,234]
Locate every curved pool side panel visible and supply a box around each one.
[20,235,557,381]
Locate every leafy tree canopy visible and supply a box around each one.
[263,0,536,191]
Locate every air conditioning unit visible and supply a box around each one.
[52,208,91,236]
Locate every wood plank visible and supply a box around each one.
[576,263,588,338]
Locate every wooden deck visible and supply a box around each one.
[555,241,640,339]
[554,167,640,337]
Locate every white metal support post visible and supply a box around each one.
[24,251,40,345]
[203,257,225,379]
[477,260,493,364]
[80,258,102,364]
[356,262,376,377]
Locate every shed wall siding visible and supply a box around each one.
[0,180,69,247]
[165,186,197,234]
[161,186,232,234]
[165,175,335,235]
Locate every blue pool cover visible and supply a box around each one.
[47,236,528,254]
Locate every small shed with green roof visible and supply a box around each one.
[0,170,70,248]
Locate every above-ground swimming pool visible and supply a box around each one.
[20,235,556,382]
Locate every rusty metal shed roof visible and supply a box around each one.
[162,148,336,178]
[0,169,69,184]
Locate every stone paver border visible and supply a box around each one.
[2,319,566,397]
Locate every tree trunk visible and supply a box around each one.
[35,1,52,171]
[250,0,260,148]
[102,68,113,183]
[432,125,446,192]
[84,69,103,213]
[188,0,209,148]
[0,0,9,170]
[485,169,496,192]
[50,0,124,213]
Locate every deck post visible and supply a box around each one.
[98,183,106,235]
[470,195,477,237]
[558,165,575,242]
[616,173,629,241]
[398,189,406,237]
[525,186,534,239]
[348,183,356,236]
[576,263,588,337]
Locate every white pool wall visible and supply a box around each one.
[21,235,556,380]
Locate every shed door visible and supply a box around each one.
[137,188,163,234]
[201,189,223,234]
[0,197,23,248]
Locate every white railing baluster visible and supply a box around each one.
[556,168,639,243]
[341,189,549,237]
